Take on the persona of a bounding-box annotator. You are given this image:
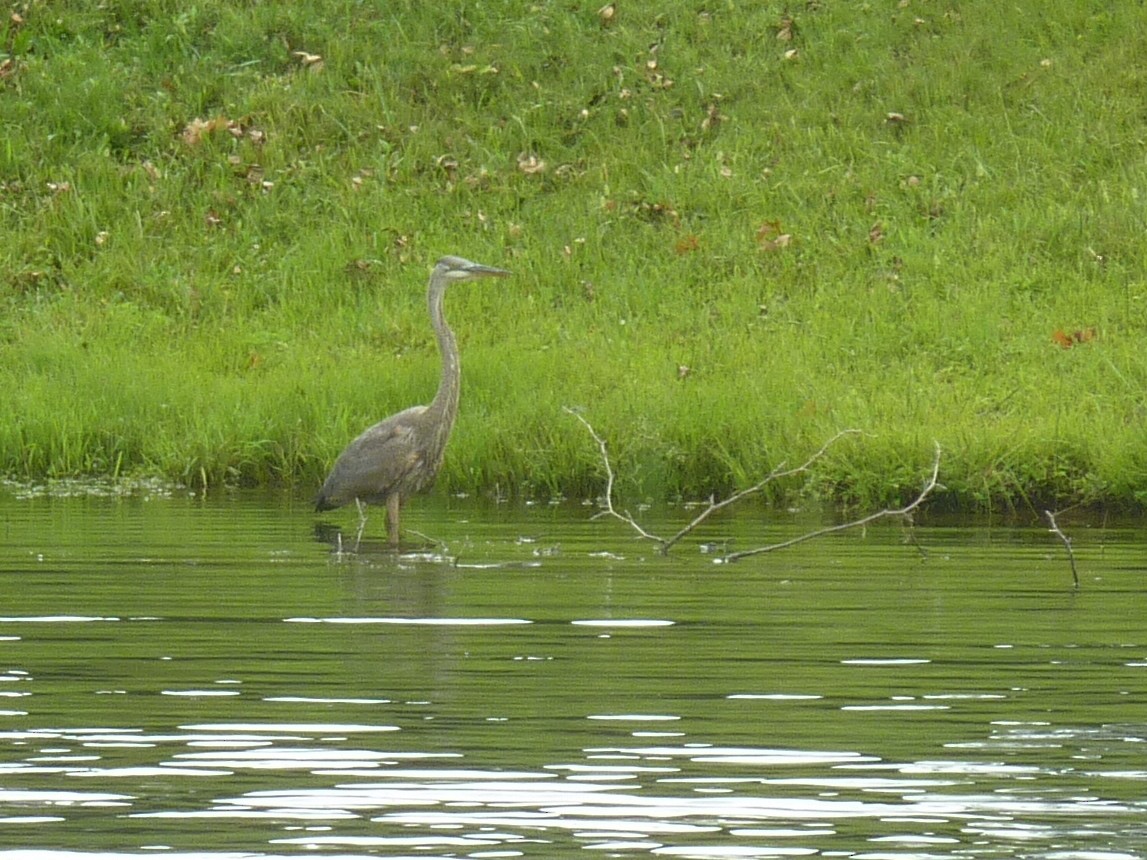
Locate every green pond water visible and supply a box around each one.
[0,486,1143,859]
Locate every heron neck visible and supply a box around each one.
[427,276,460,430]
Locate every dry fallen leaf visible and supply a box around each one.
[181,117,211,145]
[598,3,616,26]
[868,222,885,244]
[1052,327,1097,349]
[182,116,264,146]
[756,219,792,251]
[675,235,701,255]
[632,199,679,224]
[700,102,724,133]
[777,16,795,41]
[182,116,236,145]
[517,152,546,175]
[293,51,324,71]
[757,219,783,240]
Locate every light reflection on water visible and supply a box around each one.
[0,493,1144,858]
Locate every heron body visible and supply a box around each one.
[315,255,510,545]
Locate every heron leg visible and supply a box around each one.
[353,498,368,553]
[385,494,401,546]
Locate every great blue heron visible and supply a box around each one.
[315,255,511,546]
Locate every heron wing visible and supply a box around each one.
[316,406,431,510]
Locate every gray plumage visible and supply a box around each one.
[315,255,510,544]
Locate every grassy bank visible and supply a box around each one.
[2,1,1146,510]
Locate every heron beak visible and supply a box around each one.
[467,264,511,278]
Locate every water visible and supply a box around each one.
[0,486,1144,859]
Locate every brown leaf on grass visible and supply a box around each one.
[868,222,885,244]
[293,51,324,72]
[628,198,679,225]
[517,152,546,175]
[181,116,265,146]
[642,53,674,90]
[245,164,265,186]
[181,117,226,145]
[1052,327,1097,349]
[700,101,725,133]
[675,234,701,255]
[756,219,783,239]
[756,219,792,251]
[0,58,15,80]
[436,154,459,177]
[776,16,796,41]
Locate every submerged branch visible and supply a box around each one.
[719,441,941,562]
[566,407,940,561]
[563,407,665,544]
[659,428,863,554]
[1043,509,1080,589]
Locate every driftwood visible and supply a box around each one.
[565,407,942,563]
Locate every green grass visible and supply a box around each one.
[2,1,1147,510]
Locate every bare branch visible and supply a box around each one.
[658,428,863,554]
[567,408,884,557]
[563,407,666,545]
[1043,509,1080,589]
[718,441,943,563]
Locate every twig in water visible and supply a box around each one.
[563,407,665,546]
[719,441,942,562]
[566,407,934,560]
[659,428,863,554]
[1043,509,1080,589]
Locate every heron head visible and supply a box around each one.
[436,255,512,282]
